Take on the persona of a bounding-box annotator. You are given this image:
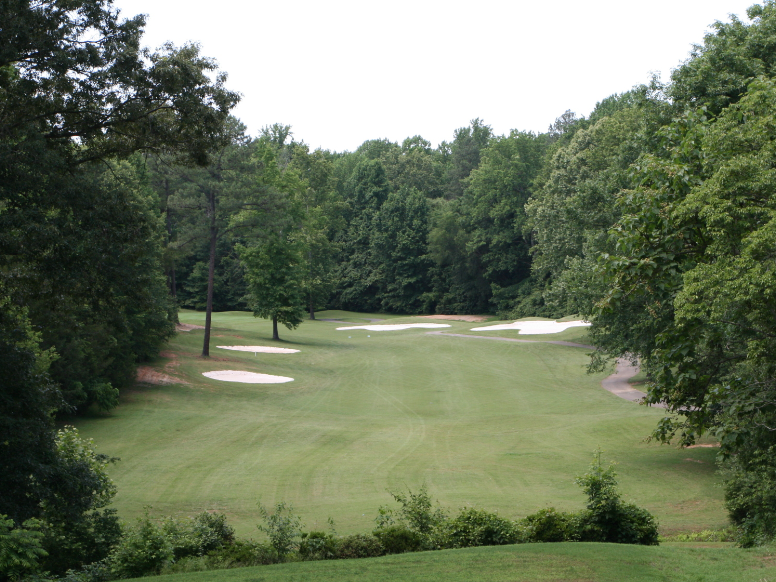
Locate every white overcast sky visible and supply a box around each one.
[113,0,759,152]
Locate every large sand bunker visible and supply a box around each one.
[470,320,591,334]
[217,346,300,354]
[336,323,451,331]
[202,370,294,384]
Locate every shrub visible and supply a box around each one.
[0,516,47,582]
[573,449,659,545]
[257,501,302,561]
[440,508,520,548]
[299,531,337,561]
[333,534,384,559]
[521,508,577,543]
[373,525,424,554]
[206,540,276,567]
[378,484,448,536]
[162,511,234,560]
[108,512,173,578]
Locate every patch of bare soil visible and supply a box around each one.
[136,366,189,386]
[176,323,205,332]
[420,314,488,323]
[686,444,720,449]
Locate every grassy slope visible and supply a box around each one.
[138,543,776,582]
[71,311,724,536]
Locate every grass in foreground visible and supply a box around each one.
[137,543,776,582]
[71,311,725,536]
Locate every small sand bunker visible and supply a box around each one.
[202,370,294,384]
[470,320,591,334]
[420,314,488,322]
[177,323,205,332]
[336,323,451,331]
[216,346,300,354]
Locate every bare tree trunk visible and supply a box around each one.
[202,191,217,357]
[272,315,279,341]
[309,293,315,320]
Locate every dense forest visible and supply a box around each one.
[5,0,776,577]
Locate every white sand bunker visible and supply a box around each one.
[217,346,300,354]
[470,320,591,334]
[202,370,294,384]
[336,323,451,331]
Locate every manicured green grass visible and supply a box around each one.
[71,310,725,537]
[137,543,776,582]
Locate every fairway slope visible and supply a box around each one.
[73,310,726,535]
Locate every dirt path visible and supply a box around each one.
[426,331,663,406]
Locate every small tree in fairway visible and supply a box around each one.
[240,234,305,341]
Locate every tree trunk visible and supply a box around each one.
[309,293,315,320]
[170,263,177,298]
[272,315,279,341]
[202,191,217,357]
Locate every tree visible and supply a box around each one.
[0,293,60,524]
[370,187,433,313]
[443,118,493,199]
[288,145,345,319]
[525,99,652,318]
[333,159,390,311]
[240,234,305,341]
[461,130,549,314]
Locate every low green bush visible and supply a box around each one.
[660,528,736,543]
[206,539,276,567]
[521,508,577,543]
[373,525,424,554]
[439,508,521,548]
[573,450,659,546]
[108,512,173,579]
[333,534,384,559]
[0,516,47,582]
[257,502,302,562]
[299,531,337,561]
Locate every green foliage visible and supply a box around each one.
[39,427,121,574]
[0,516,47,582]
[161,512,235,561]
[205,539,277,568]
[257,502,303,561]
[0,293,61,524]
[372,525,424,555]
[298,531,338,561]
[370,188,434,313]
[438,508,520,548]
[381,484,448,536]
[108,512,174,578]
[332,534,384,559]
[240,234,306,340]
[573,450,659,545]
[520,508,577,543]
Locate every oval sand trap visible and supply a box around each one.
[202,370,294,384]
[216,346,300,353]
[336,323,451,331]
[470,320,590,334]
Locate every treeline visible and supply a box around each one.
[164,119,550,320]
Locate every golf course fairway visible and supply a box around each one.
[69,310,726,537]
